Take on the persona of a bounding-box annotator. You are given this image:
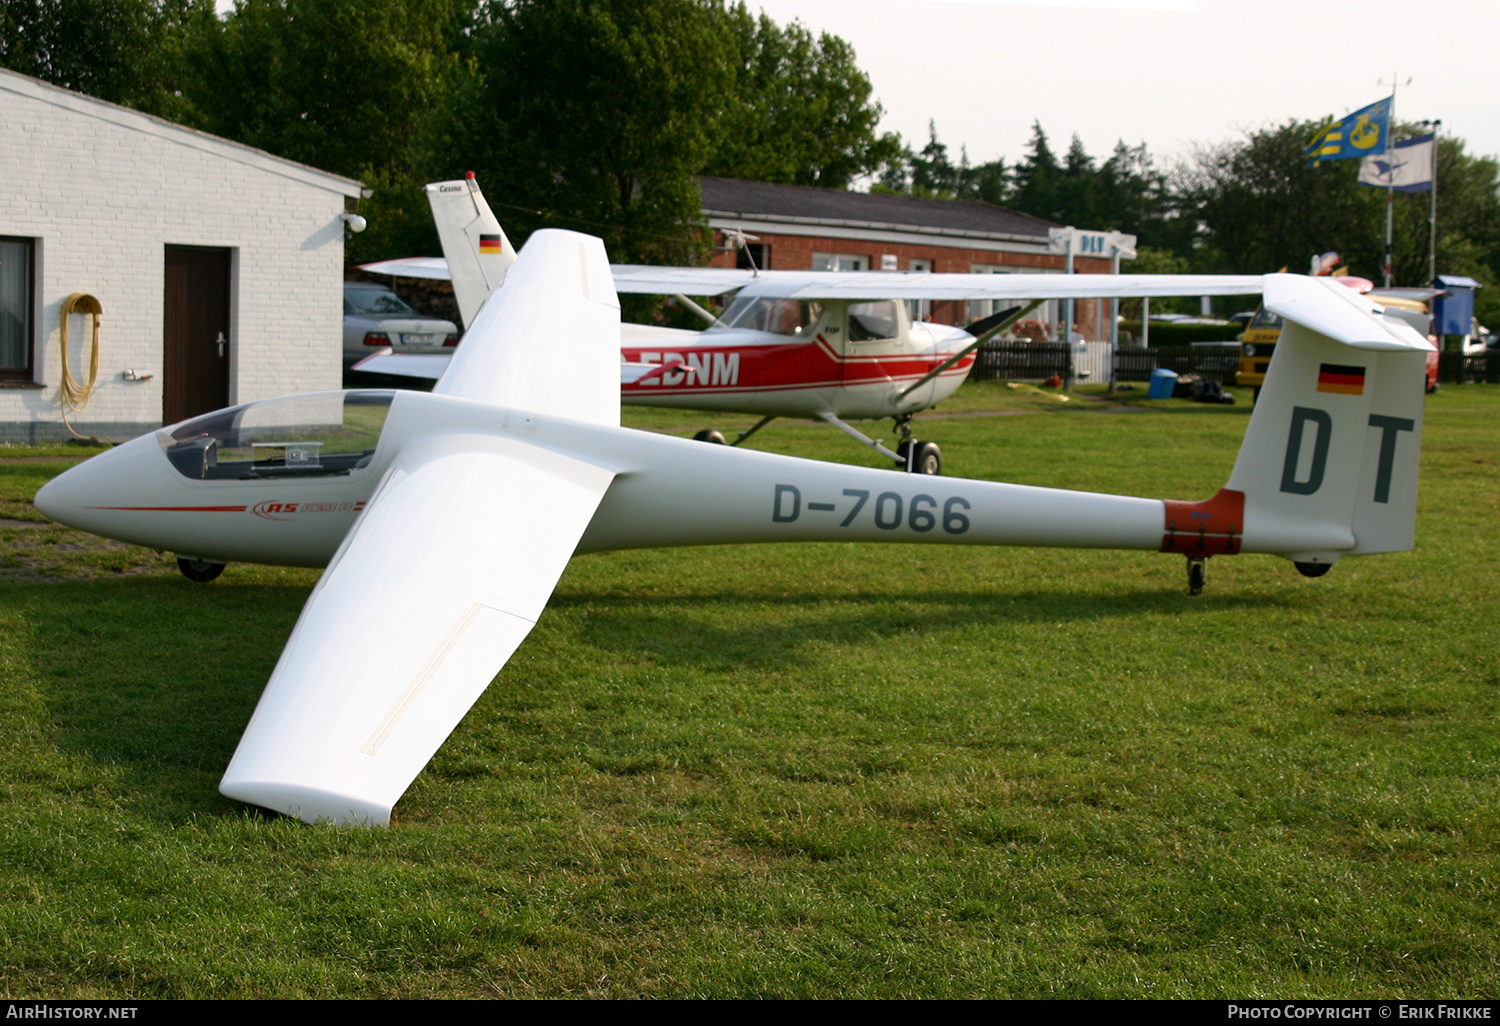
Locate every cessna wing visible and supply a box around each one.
[608,267,1264,301]
[360,255,1262,302]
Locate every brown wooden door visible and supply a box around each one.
[163,245,231,425]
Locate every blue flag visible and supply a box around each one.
[1307,98,1391,163]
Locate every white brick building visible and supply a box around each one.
[0,69,363,443]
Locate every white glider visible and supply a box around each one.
[35,230,1431,825]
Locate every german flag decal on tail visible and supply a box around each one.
[1317,363,1365,395]
[479,234,503,254]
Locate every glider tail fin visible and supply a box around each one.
[1215,274,1430,572]
[425,175,517,329]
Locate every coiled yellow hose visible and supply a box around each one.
[58,293,102,439]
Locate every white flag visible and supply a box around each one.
[1358,134,1435,192]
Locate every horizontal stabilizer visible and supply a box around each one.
[351,350,450,379]
[358,257,451,281]
[1264,274,1434,352]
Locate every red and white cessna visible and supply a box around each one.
[358,177,1264,473]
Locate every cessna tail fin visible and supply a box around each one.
[1221,274,1431,573]
[425,175,516,329]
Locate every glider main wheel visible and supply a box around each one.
[1186,557,1206,596]
[693,429,727,445]
[897,440,942,475]
[177,556,226,583]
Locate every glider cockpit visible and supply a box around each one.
[160,390,394,481]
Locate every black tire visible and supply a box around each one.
[1294,561,1332,578]
[897,440,941,475]
[693,429,727,444]
[177,556,225,583]
[1187,559,1205,596]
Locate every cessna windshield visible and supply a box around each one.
[159,390,394,480]
[713,296,824,337]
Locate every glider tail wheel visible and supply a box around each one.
[177,556,226,583]
[1186,556,1206,596]
[896,439,943,475]
[693,429,727,445]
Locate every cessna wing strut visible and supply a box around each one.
[37,230,1431,826]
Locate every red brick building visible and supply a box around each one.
[698,177,1116,338]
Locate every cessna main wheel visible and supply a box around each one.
[897,440,942,475]
[693,429,727,444]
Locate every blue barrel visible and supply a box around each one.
[1148,368,1179,399]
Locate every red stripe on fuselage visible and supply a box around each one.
[87,505,248,512]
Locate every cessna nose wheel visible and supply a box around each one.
[176,556,226,583]
[896,439,942,475]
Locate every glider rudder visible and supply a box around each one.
[1217,274,1430,574]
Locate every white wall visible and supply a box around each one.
[0,71,362,442]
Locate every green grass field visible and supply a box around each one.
[0,384,1496,998]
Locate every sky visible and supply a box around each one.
[746,0,1500,172]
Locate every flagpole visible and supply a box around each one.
[1428,119,1441,284]
[1383,74,1398,287]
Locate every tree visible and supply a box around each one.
[0,0,211,123]
[705,5,900,189]
[1009,121,1062,222]
[871,124,1006,204]
[175,0,478,263]
[1174,120,1384,275]
[908,121,958,197]
[188,0,468,180]
[464,0,737,273]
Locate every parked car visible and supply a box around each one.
[342,283,459,368]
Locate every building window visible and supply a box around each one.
[0,237,34,380]
[907,258,932,321]
[736,242,770,271]
[812,252,868,272]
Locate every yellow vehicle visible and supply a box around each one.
[1238,278,1440,399]
[1236,304,1283,399]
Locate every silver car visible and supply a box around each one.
[343,282,459,368]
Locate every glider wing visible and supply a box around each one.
[220,229,621,824]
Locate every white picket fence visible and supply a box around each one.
[1069,341,1114,383]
